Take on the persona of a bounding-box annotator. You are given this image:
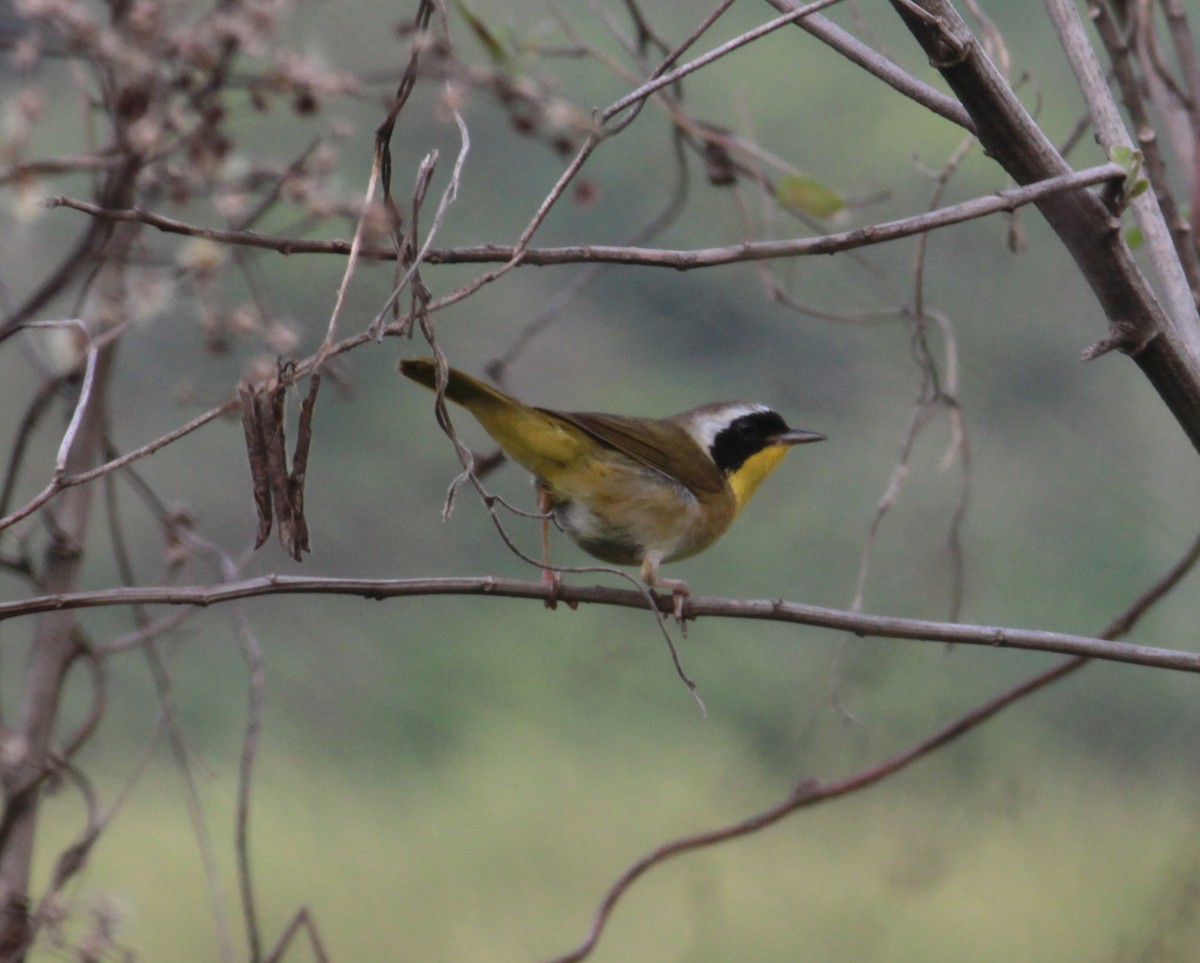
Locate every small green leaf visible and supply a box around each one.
[1106,145,1151,213]
[1108,145,1134,167]
[776,175,844,218]
[1125,225,1144,248]
[1108,144,1145,183]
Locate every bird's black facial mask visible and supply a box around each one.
[709,410,792,475]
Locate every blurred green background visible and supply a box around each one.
[2,1,1200,960]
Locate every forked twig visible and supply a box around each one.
[264,907,332,963]
[367,109,471,339]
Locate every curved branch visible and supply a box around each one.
[545,526,1200,962]
[545,653,1085,963]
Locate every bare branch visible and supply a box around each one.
[603,0,847,124]
[234,606,266,963]
[762,0,974,129]
[263,907,332,963]
[317,144,384,361]
[20,321,98,475]
[0,576,1190,673]
[545,648,1088,963]
[101,448,239,963]
[1044,0,1200,344]
[0,401,236,535]
[367,108,471,338]
[0,153,125,187]
[49,163,1126,268]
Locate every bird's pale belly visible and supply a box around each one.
[538,460,735,567]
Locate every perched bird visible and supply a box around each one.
[400,358,824,612]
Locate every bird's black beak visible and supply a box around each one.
[773,427,826,446]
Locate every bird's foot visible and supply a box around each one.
[649,575,690,634]
[542,568,560,610]
[541,568,576,610]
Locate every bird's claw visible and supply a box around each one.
[672,587,688,636]
[541,569,576,610]
[542,569,561,610]
[647,576,690,634]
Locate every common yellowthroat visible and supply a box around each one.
[400,358,824,610]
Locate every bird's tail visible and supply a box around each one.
[399,357,520,413]
[400,357,586,479]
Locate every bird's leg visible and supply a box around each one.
[640,552,689,629]
[536,485,570,610]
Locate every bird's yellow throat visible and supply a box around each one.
[728,443,793,514]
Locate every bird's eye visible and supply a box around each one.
[737,420,758,440]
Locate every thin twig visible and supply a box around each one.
[100,438,238,963]
[602,0,846,125]
[50,163,1128,268]
[514,0,829,269]
[762,1,974,130]
[1089,2,1198,290]
[264,907,332,963]
[316,143,383,363]
[0,373,67,528]
[0,152,125,187]
[19,321,98,476]
[26,727,166,958]
[487,123,692,381]
[366,108,471,337]
[578,0,737,139]
[0,399,238,535]
[234,605,266,963]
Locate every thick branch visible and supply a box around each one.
[1044,0,1199,345]
[1,576,1197,673]
[889,0,1200,455]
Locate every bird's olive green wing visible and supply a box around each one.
[402,358,726,494]
[551,410,727,496]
